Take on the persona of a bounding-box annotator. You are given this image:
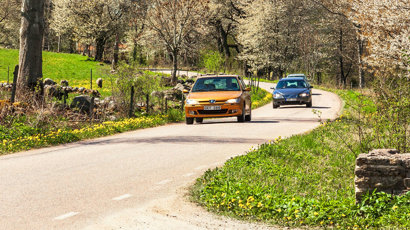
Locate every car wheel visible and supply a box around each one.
[306,101,312,108]
[186,117,194,125]
[245,109,251,122]
[273,102,279,108]
[237,104,246,122]
[195,118,203,123]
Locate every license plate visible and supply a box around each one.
[204,105,221,110]
[287,98,297,101]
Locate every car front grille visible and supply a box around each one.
[197,109,228,115]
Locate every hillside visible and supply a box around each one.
[0,48,108,84]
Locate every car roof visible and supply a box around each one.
[280,77,306,81]
[287,74,306,77]
[197,75,239,79]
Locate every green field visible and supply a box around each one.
[0,48,108,85]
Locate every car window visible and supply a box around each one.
[192,77,241,92]
[276,80,308,89]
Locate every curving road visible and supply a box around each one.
[0,72,342,230]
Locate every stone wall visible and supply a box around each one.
[355,149,410,202]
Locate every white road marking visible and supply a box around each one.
[112,194,132,201]
[54,212,79,220]
[156,179,172,185]
[194,165,209,170]
[183,172,195,177]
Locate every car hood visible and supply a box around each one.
[188,91,242,101]
[274,88,309,95]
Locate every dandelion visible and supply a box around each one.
[221,193,226,197]
[392,205,398,210]
[235,191,239,194]
[294,210,299,214]
[341,214,346,217]
[320,221,324,225]
[257,202,263,208]
[277,208,282,213]
[314,212,319,216]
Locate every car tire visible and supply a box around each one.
[273,102,279,108]
[186,117,194,125]
[245,109,251,122]
[195,118,203,123]
[306,101,312,108]
[237,104,246,122]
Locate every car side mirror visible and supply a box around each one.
[245,87,251,91]
[183,89,189,94]
[270,87,275,90]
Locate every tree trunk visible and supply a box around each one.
[357,36,365,88]
[171,50,178,84]
[95,37,106,62]
[17,0,45,92]
[113,34,119,68]
[339,28,346,88]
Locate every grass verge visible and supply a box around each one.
[190,89,410,229]
[0,114,182,154]
[251,88,272,109]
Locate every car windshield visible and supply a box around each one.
[192,77,241,92]
[276,80,308,89]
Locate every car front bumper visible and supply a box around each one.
[273,96,311,105]
[185,103,243,118]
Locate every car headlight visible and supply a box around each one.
[299,92,309,97]
[273,93,284,99]
[225,98,241,104]
[186,99,199,105]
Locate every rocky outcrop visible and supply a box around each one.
[44,78,56,86]
[355,149,410,202]
[71,95,93,114]
[96,78,103,88]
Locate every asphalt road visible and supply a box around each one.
[0,73,342,230]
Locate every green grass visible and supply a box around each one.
[0,114,177,154]
[191,89,410,228]
[0,48,108,85]
[251,88,272,109]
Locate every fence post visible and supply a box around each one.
[7,65,10,84]
[89,96,95,121]
[181,94,185,112]
[146,93,149,114]
[63,90,68,106]
[165,97,168,114]
[10,65,18,103]
[129,86,135,117]
[90,69,93,90]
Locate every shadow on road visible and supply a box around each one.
[81,136,268,146]
[201,119,279,125]
[276,106,330,109]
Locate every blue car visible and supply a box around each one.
[272,77,313,108]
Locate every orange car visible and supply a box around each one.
[184,75,252,124]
